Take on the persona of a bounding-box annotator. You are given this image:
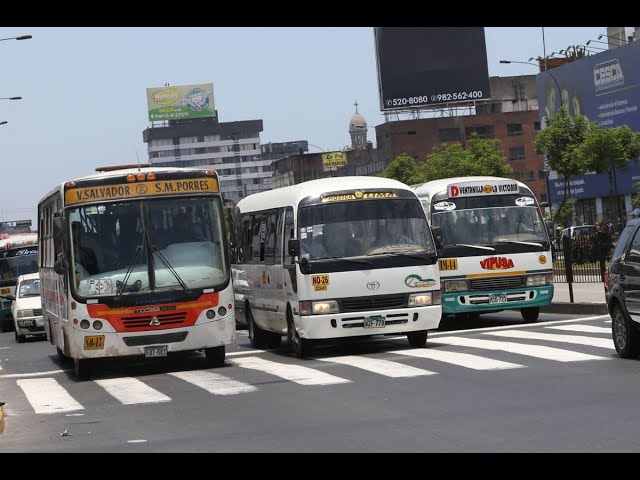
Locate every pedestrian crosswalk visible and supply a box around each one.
[1,321,616,417]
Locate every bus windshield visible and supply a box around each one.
[298,198,434,259]
[69,196,228,297]
[0,247,39,288]
[432,205,548,246]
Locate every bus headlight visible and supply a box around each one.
[312,301,339,315]
[444,280,468,293]
[408,293,433,306]
[526,274,553,286]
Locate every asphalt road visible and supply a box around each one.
[2,310,638,452]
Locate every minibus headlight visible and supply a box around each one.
[408,293,433,306]
[444,280,468,293]
[312,301,339,315]
[299,301,312,316]
[526,274,549,286]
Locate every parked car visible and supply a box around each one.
[606,218,640,357]
[10,272,45,343]
[559,225,611,264]
[0,294,13,332]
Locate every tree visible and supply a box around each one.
[534,107,589,202]
[422,133,512,181]
[577,125,640,222]
[554,198,576,228]
[379,153,423,185]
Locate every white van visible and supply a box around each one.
[11,272,45,343]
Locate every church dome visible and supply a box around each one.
[349,111,367,133]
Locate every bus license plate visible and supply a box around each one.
[489,293,508,304]
[364,316,385,328]
[17,319,35,328]
[83,335,105,350]
[0,287,10,295]
[145,345,168,358]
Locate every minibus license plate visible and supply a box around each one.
[364,315,385,328]
[83,335,104,350]
[17,319,35,328]
[145,345,168,358]
[489,293,508,304]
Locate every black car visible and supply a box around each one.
[606,218,640,358]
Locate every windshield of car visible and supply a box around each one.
[18,278,41,298]
[69,196,228,297]
[298,198,434,259]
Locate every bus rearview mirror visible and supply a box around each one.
[431,226,444,251]
[288,238,300,257]
[54,254,67,275]
[52,216,69,254]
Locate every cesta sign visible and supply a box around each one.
[448,181,519,198]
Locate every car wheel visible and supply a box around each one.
[521,307,540,323]
[612,305,640,359]
[287,308,311,358]
[407,331,428,348]
[14,330,25,343]
[204,345,225,367]
[246,305,267,349]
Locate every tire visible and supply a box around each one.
[204,345,225,368]
[246,305,267,349]
[612,305,640,359]
[407,331,428,348]
[56,346,70,364]
[15,330,25,343]
[521,307,540,323]
[287,309,311,358]
[73,358,92,381]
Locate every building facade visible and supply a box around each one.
[142,117,270,202]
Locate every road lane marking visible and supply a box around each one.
[485,330,613,349]
[169,370,258,395]
[391,348,524,370]
[436,336,608,362]
[227,350,265,357]
[17,378,84,414]
[318,355,435,377]
[547,325,611,334]
[232,356,351,386]
[94,378,171,405]
[0,370,67,379]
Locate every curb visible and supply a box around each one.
[541,303,609,315]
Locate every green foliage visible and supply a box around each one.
[554,198,576,228]
[578,124,640,176]
[422,133,512,181]
[379,153,423,185]
[633,182,640,210]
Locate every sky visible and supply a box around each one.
[0,26,605,226]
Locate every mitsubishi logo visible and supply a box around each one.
[366,281,380,290]
[150,317,161,326]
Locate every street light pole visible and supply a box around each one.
[0,35,32,42]
[0,121,7,126]
[0,97,22,101]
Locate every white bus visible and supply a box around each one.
[38,166,235,379]
[413,176,553,322]
[232,176,442,357]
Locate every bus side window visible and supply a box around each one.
[283,207,294,265]
[241,216,251,263]
[265,210,277,265]
[274,208,284,265]
[250,214,264,264]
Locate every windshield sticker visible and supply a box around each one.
[433,201,457,211]
[300,232,307,239]
[515,197,535,206]
[448,181,519,198]
[311,274,330,291]
[321,191,398,202]
[480,256,514,270]
[88,279,113,295]
[439,259,458,271]
[405,274,437,288]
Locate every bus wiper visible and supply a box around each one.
[369,249,432,260]
[116,245,143,296]
[151,245,191,293]
[318,256,371,265]
[495,240,544,247]
[454,244,495,251]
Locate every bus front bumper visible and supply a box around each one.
[441,285,554,314]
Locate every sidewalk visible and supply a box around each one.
[540,282,608,315]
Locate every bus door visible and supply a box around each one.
[264,208,286,330]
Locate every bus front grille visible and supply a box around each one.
[121,312,188,328]
[469,276,524,290]
[123,331,188,346]
[340,294,407,312]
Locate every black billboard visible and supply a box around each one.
[375,27,491,111]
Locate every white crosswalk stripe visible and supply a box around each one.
[232,356,351,385]
[436,336,608,362]
[391,348,524,370]
[17,378,84,414]
[318,355,436,377]
[485,330,613,349]
[547,325,611,334]
[95,377,171,405]
[169,370,258,395]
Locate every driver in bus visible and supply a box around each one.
[72,222,98,278]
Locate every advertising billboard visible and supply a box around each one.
[322,152,348,170]
[374,27,491,111]
[537,40,640,130]
[146,83,216,122]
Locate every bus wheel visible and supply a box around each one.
[14,331,25,343]
[74,358,92,381]
[407,331,428,348]
[246,306,267,349]
[521,307,540,323]
[205,345,225,367]
[287,310,311,358]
